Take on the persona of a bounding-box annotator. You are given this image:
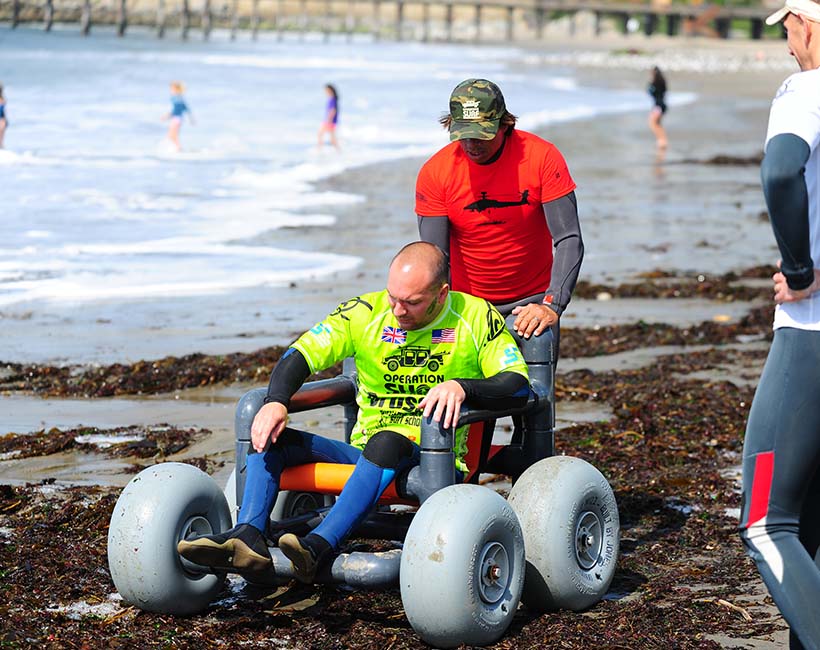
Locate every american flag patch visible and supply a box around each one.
[432,328,455,343]
[381,326,406,344]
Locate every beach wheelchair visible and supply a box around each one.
[107,315,620,648]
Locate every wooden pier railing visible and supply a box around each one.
[0,0,781,41]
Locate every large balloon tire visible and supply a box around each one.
[400,484,524,648]
[224,467,334,525]
[508,456,619,613]
[108,462,232,615]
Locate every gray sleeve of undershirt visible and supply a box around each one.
[543,191,584,315]
[417,215,450,259]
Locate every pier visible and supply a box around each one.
[1,0,781,41]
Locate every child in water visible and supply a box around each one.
[317,84,339,150]
[0,84,8,149]
[163,81,194,152]
[647,66,668,150]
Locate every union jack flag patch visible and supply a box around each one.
[431,328,455,343]
[381,326,406,344]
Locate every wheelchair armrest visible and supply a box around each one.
[455,389,540,427]
[288,375,358,413]
[408,379,552,502]
[452,378,550,427]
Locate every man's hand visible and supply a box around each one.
[512,302,558,339]
[250,402,289,453]
[419,380,467,429]
[773,261,820,304]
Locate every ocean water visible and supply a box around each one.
[0,26,673,363]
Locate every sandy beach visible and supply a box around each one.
[0,31,803,648]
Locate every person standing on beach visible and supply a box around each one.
[647,66,668,150]
[0,84,8,149]
[415,78,583,354]
[318,83,339,150]
[177,242,529,583]
[739,2,820,647]
[163,81,194,152]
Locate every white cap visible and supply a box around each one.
[766,0,820,25]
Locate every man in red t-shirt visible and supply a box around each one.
[416,78,583,348]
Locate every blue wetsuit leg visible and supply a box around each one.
[312,432,421,549]
[239,428,361,533]
[740,327,820,650]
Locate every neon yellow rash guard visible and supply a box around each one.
[291,290,529,473]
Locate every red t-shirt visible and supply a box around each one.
[415,130,575,304]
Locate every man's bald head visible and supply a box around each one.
[389,242,448,291]
[386,242,450,331]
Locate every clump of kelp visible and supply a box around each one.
[573,265,773,301]
[0,424,210,462]
[0,341,784,648]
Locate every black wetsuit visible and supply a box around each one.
[739,68,820,650]
[648,81,667,114]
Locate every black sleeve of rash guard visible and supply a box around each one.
[543,191,584,315]
[761,133,814,291]
[454,372,530,411]
[263,348,311,408]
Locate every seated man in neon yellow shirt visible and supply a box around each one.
[179,242,530,582]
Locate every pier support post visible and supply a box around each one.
[275,0,283,39]
[156,0,166,36]
[395,0,404,40]
[715,16,730,38]
[44,0,54,31]
[117,0,127,35]
[202,0,212,39]
[643,12,656,36]
[299,0,307,40]
[594,10,601,35]
[181,0,191,39]
[535,6,544,39]
[12,0,20,27]
[421,1,429,42]
[373,0,381,40]
[324,0,332,40]
[619,12,629,34]
[666,13,679,36]
[80,0,90,34]
[252,0,260,39]
[230,0,239,39]
[445,2,452,41]
[473,3,480,42]
[505,5,513,41]
[750,17,763,39]
[347,0,355,41]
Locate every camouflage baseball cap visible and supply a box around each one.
[448,79,506,142]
